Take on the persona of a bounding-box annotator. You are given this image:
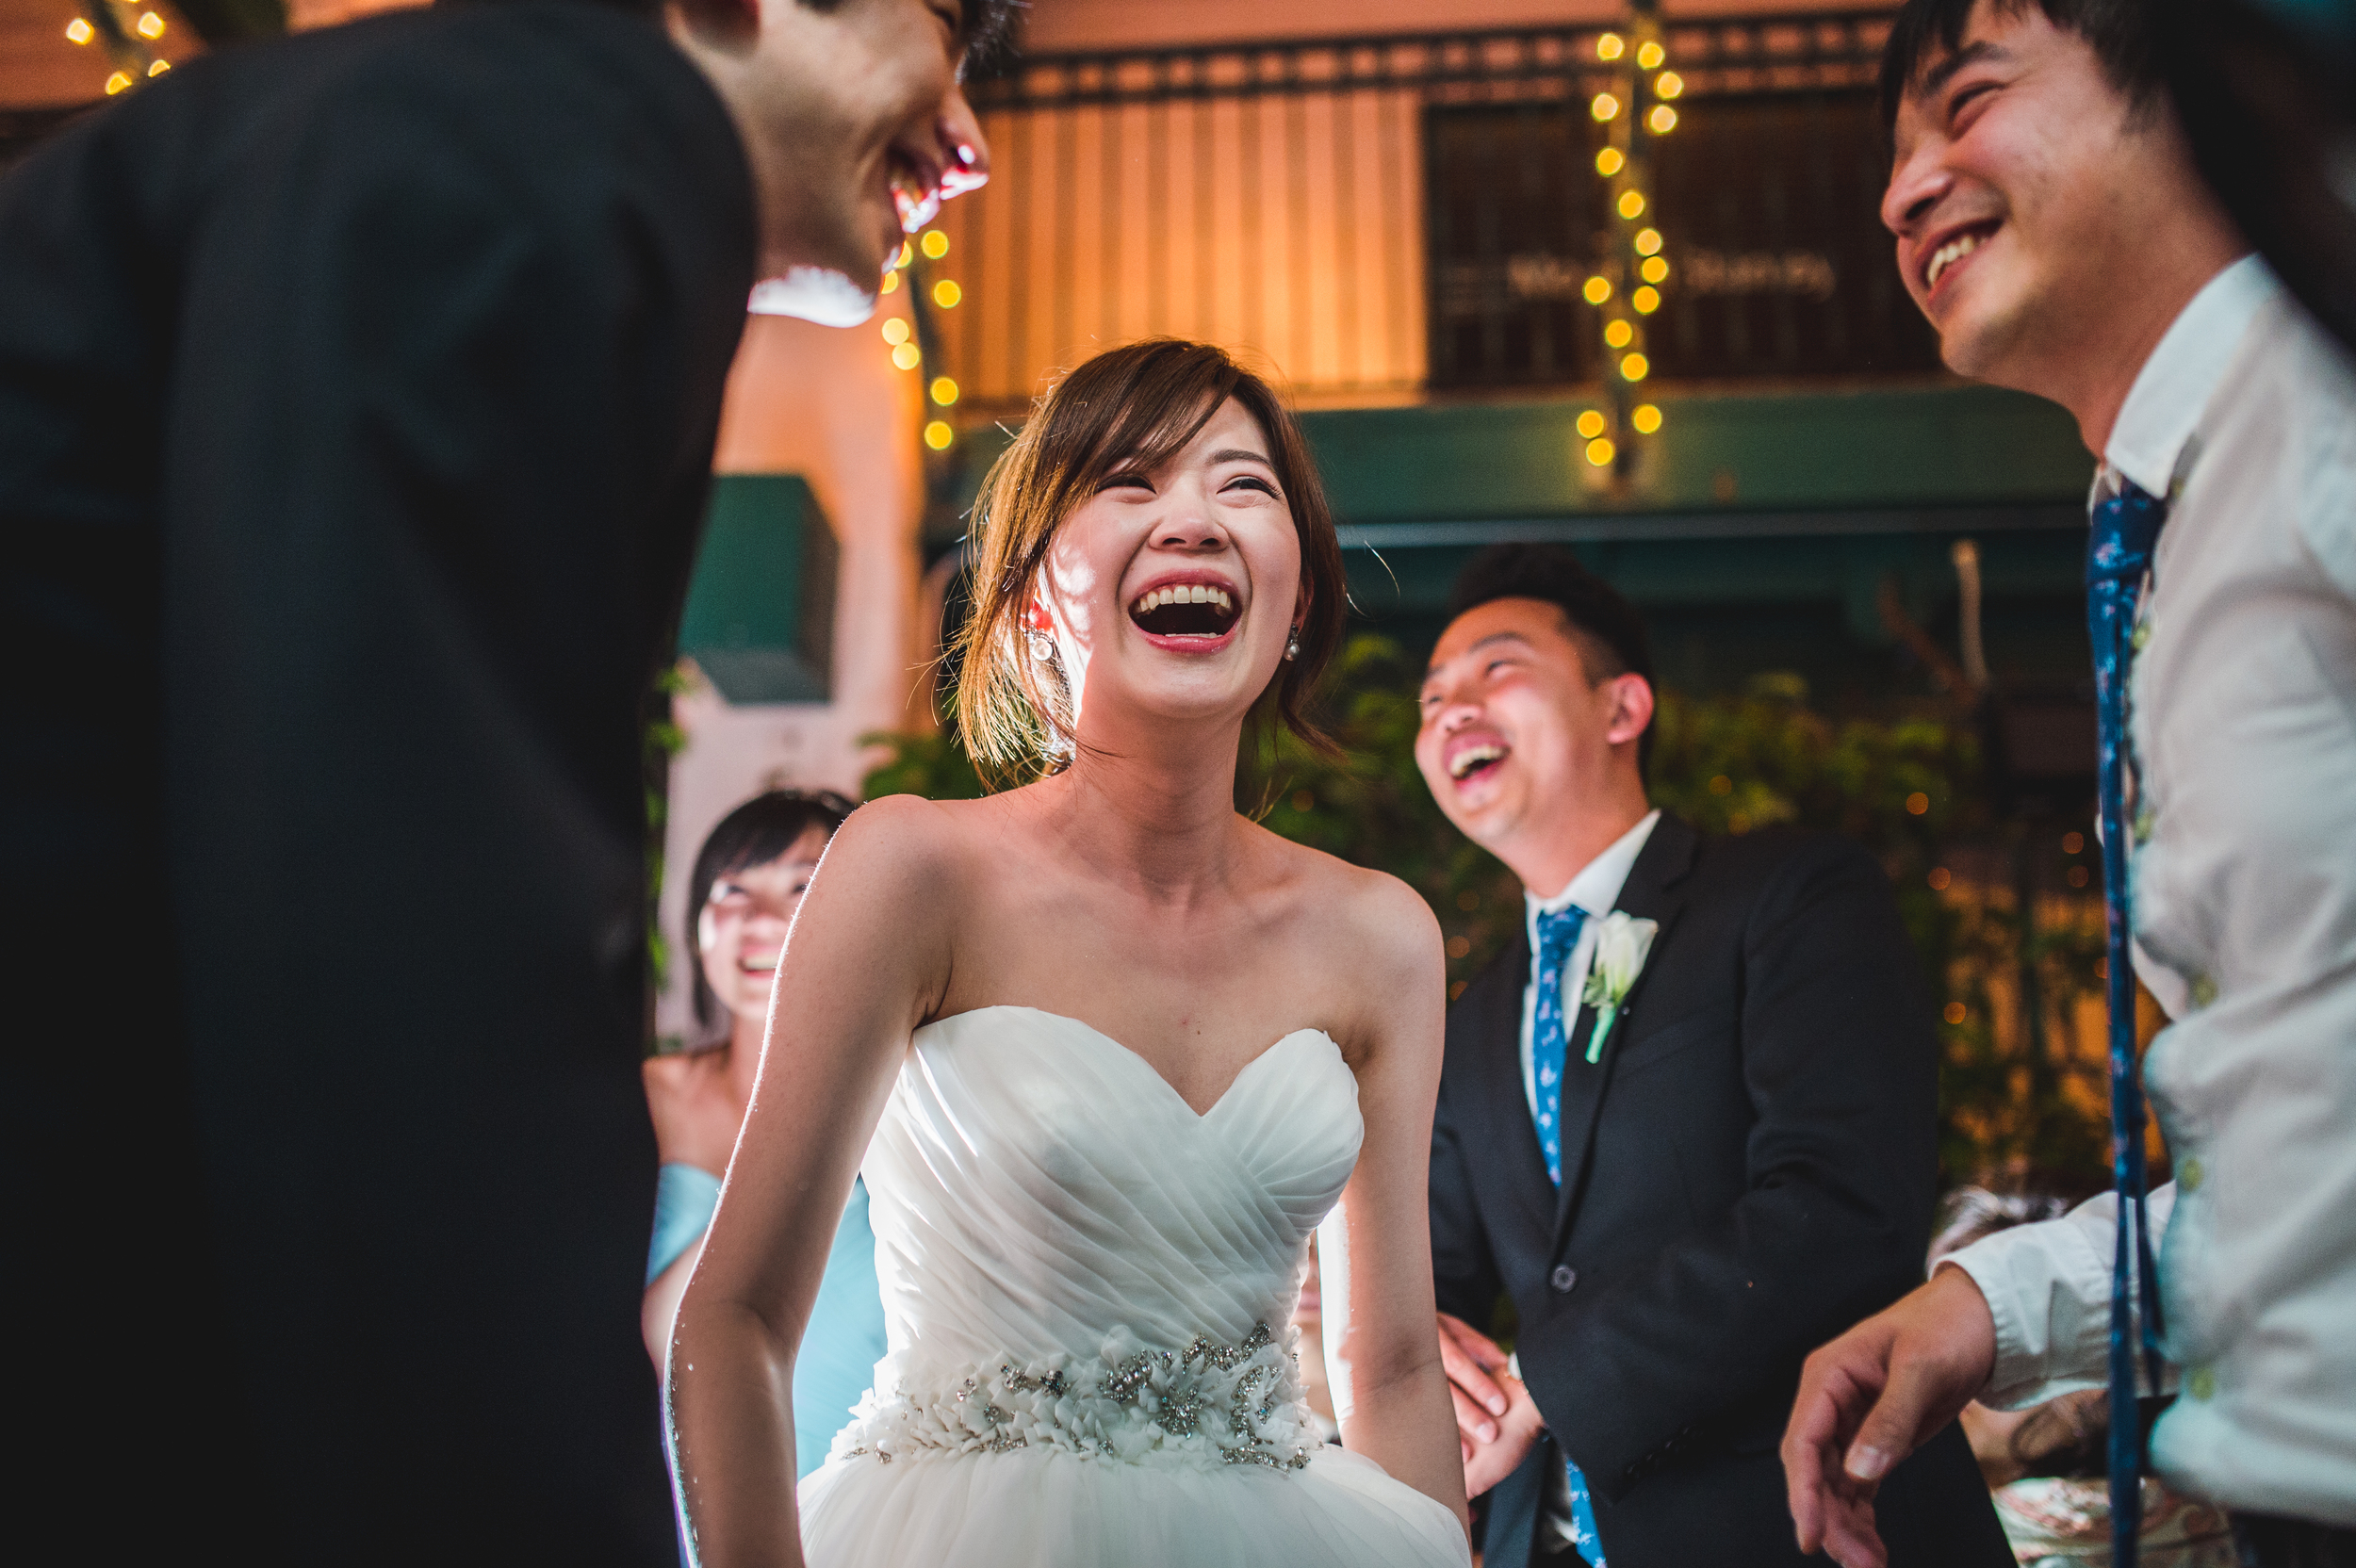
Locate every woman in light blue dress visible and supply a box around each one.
[643,789,880,1478]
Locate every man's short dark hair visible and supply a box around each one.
[1879,0,2165,131]
[1444,543,1656,770]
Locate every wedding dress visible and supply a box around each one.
[794,1005,1470,1567]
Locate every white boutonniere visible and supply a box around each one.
[1579,912,1660,1064]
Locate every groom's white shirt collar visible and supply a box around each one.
[2101,253,2271,501]
[1517,808,1661,1115]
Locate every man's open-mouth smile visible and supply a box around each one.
[1127,574,1242,648]
[1922,219,2001,298]
[1446,736,1510,785]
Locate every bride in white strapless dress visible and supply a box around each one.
[794,1006,1465,1564]
[665,341,1470,1567]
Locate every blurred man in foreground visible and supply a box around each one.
[0,0,991,1558]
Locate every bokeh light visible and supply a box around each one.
[1582,275,1612,305]
[1631,403,1662,433]
[1635,228,1663,256]
[924,420,954,450]
[1618,190,1645,220]
[1586,436,1616,467]
[920,230,950,259]
[1641,255,1669,284]
[1636,41,1664,69]
[1591,93,1621,122]
[1577,410,1607,439]
[1595,148,1625,177]
[1596,32,1625,60]
[891,341,922,370]
[930,376,958,405]
[1648,106,1677,135]
[1620,352,1650,381]
[932,279,961,308]
[1632,286,1661,314]
[1604,319,1633,348]
[881,318,910,345]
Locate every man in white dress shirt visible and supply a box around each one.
[1780,3,2356,1566]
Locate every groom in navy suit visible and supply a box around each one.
[1414,546,2008,1568]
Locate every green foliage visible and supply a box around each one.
[859,635,2112,1189]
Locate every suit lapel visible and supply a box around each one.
[1552,814,1698,1244]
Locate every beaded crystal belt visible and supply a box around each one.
[832,1322,1316,1472]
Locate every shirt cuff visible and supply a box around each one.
[1941,1185,2176,1411]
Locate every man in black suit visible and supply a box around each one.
[1413,545,2008,1568]
[0,0,993,1559]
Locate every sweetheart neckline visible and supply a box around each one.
[920,1004,1342,1120]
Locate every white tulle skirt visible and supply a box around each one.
[796,1444,1469,1567]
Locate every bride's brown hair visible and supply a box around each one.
[952,339,1347,785]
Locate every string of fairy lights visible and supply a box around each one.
[1582,4,1680,475]
[878,228,965,453]
[876,11,1677,471]
[64,0,175,96]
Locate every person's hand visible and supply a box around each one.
[1436,1312,1513,1451]
[1782,1267,2000,1568]
[1462,1371,1544,1497]
[1437,1313,1546,1494]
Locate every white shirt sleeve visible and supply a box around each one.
[1942,1183,2178,1411]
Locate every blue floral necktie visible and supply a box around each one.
[2088,476,2168,1568]
[1530,903,1606,1565]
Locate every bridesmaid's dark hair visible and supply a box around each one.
[685,789,853,1031]
[953,338,1349,786]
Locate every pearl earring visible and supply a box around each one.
[1284,627,1301,662]
[1026,628,1056,662]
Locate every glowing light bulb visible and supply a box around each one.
[1586,437,1616,467]
[147,57,168,75]
[1641,255,1669,284]
[1577,410,1607,439]
[1595,147,1624,177]
[930,376,958,405]
[1632,403,1662,433]
[932,279,961,308]
[1618,190,1645,220]
[137,11,164,37]
[1596,32,1625,60]
[1620,352,1650,382]
[1648,105,1677,135]
[1582,276,1612,305]
[1605,319,1634,348]
[1637,41,1664,69]
[65,18,93,42]
[920,230,949,259]
[1635,228,1663,256]
[924,420,954,450]
[1591,93,1621,122]
[1655,71,1684,100]
[892,341,923,370]
[105,71,132,94]
[1633,286,1661,314]
[881,318,910,345]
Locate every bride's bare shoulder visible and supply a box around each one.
[826,792,1024,886]
[1249,823,1442,978]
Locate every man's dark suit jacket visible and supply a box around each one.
[1432,813,2010,1568]
[1,5,753,1559]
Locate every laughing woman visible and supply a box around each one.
[665,340,1470,1568]
[640,790,879,1478]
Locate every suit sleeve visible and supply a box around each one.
[1431,1014,1506,1329]
[1522,838,1940,1495]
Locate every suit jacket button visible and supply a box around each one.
[1550,1265,1579,1294]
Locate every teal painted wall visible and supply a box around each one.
[679,475,839,704]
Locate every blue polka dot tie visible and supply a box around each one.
[1530,904,1589,1187]
[1530,904,1606,1564]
